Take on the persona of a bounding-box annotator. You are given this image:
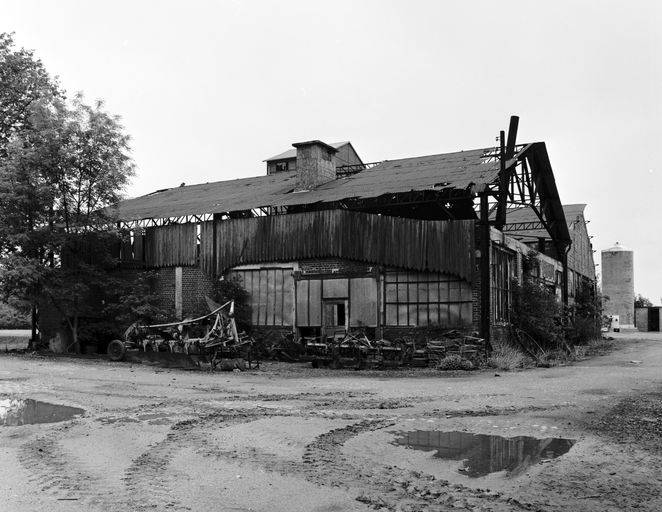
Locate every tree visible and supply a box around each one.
[93,270,171,343]
[0,33,61,343]
[0,33,60,156]
[0,35,135,351]
[634,294,653,308]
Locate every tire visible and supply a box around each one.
[107,339,126,361]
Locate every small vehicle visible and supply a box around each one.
[106,300,257,370]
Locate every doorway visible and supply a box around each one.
[648,308,660,332]
[323,300,348,339]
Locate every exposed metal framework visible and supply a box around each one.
[502,221,545,232]
[119,214,214,230]
[476,141,568,250]
[490,132,572,305]
[336,161,382,177]
[480,143,527,164]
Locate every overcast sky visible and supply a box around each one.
[3,0,661,302]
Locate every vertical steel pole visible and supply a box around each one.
[480,192,491,342]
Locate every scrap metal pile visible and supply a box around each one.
[106,300,257,370]
[298,330,488,370]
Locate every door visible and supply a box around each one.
[649,308,660,332]
[322,300,348,339]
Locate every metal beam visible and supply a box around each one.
[495,116,520,230]
[480,193,491,343]
[502,221,545,232]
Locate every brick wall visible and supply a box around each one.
[490,324,510,345]
[472,224,485,335]
[182,267,215,317]
[145,266,216,318]
[152,267,176,311]
[294,142,336,190]
[471,262,482,332]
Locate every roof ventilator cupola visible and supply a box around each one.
[292,140,338,191]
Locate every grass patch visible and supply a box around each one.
[585,337,615,356]
[437,354,474,371]
[487,340,530,371]
[0,335,30,351]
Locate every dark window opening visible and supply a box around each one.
[324,301,346,326]
[337,303,346,325]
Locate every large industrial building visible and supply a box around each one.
[104,118,597,344]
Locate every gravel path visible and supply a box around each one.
[1,332,661,511]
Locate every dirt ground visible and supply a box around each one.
[1,332,661,512]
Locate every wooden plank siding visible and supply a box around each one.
[296,279,322,326]
[145,223,197,267]
[200,210,475,282]
[349,277,378,327]
[230,268,294,326]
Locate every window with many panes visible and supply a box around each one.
[491,245,516,323]
[384,271,472,327]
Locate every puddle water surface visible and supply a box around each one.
[394,430,575,478]
[0,398,84,426]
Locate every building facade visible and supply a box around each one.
[112,123,594,343]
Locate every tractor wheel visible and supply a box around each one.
[107,339,127,361]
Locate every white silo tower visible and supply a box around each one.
[601,242,635,330]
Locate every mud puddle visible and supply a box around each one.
[395,430,575,477]
[0,398,84,426]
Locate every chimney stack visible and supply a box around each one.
[293,140,337,191]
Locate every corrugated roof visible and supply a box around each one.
[264,141,349,162]
[115,147,500,221]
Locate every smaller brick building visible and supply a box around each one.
[635,306,661,332]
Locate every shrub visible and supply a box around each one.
[437,354,474,371]
[488,340,529,371]
[0,302,30,329]
[212,275,252,332]
[565,281,604,345]
[96,271,170,326]
[79,271,172,347]
[510,271,564,351]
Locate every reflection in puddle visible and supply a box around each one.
[0,398,84,426]
[394,430,575,477]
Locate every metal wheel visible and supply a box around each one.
[107,339,127,361]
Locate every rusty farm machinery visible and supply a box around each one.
[106,300,257,370]
[300,330,488,370]
[301,334,408,370]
